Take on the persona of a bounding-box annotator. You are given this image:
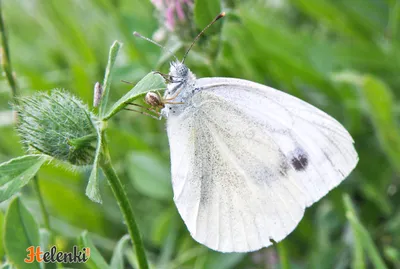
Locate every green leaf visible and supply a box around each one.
[78,231,110,269]
[361,76,400,172]
[343,195,366,269]
[103,72,166,120]
[85,126,103,203]
[332,72,400,173]
[194,0,221,32]
[4,197,41,269]
[384,246,400,265]
[289,0,372,41]
[39,228,51,251]
[110,235,130,269]
[156,211,178,269]
[0,155,48,203]
[0,211,4,258]
[343,194,388,269]
[39,229,57,269]
[99,40,122,117]
[127,152,172,200]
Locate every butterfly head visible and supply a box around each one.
[169,61,189,81]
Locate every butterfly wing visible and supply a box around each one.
[166,77,358,252]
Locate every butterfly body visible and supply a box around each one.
[161,61,197,118]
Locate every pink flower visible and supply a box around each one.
[165,5,175,30]
[151,0,193,32]
[151,0,164,10]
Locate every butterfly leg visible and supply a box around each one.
[164,101,184,105]
[127,103,162,118]
[121,79,135,85]
[152,71,174,83]
[164,87,184,101]
[124,107,162,120]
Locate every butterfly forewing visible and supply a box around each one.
[166,77,358,252]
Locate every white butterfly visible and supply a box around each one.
[136,13,358,253]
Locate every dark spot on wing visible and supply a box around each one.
[291,148,308,171]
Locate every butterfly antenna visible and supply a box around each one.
[133,31,179,62]
[182,12,226,63]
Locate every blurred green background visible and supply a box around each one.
[0,0,399,268]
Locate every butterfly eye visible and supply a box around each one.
[176,64,188,77]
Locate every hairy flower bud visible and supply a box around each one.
[14,90,98,166]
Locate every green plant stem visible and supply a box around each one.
[0,0,17,103]
[276,241,290,269]
[0,1,52,235]
[100,136,149,269]
[32,175,50,231]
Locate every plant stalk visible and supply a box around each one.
[32,175,51,231]
[0,0,17,103]
[0,0,52,234]
[100,136,149,269]
[277,241,290,269]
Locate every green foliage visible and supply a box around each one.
[0,211,4,258]
[78,231,110,269]
[86,125,103,204]
[110,235,130,269]
[127,152,173,200]
[86,39,124,204]
[4,197,41,269]
[99,41,122,118]
[361,76,400,172]
[0,155,47,202]
[103,72,166,120]
[344,194,388,269]
[0,0,399,268]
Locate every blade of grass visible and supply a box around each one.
[343,194,388,269]
[343,194,366,269]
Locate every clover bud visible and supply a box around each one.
[14,90,98,166]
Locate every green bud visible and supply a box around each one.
[14,90,98,166]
